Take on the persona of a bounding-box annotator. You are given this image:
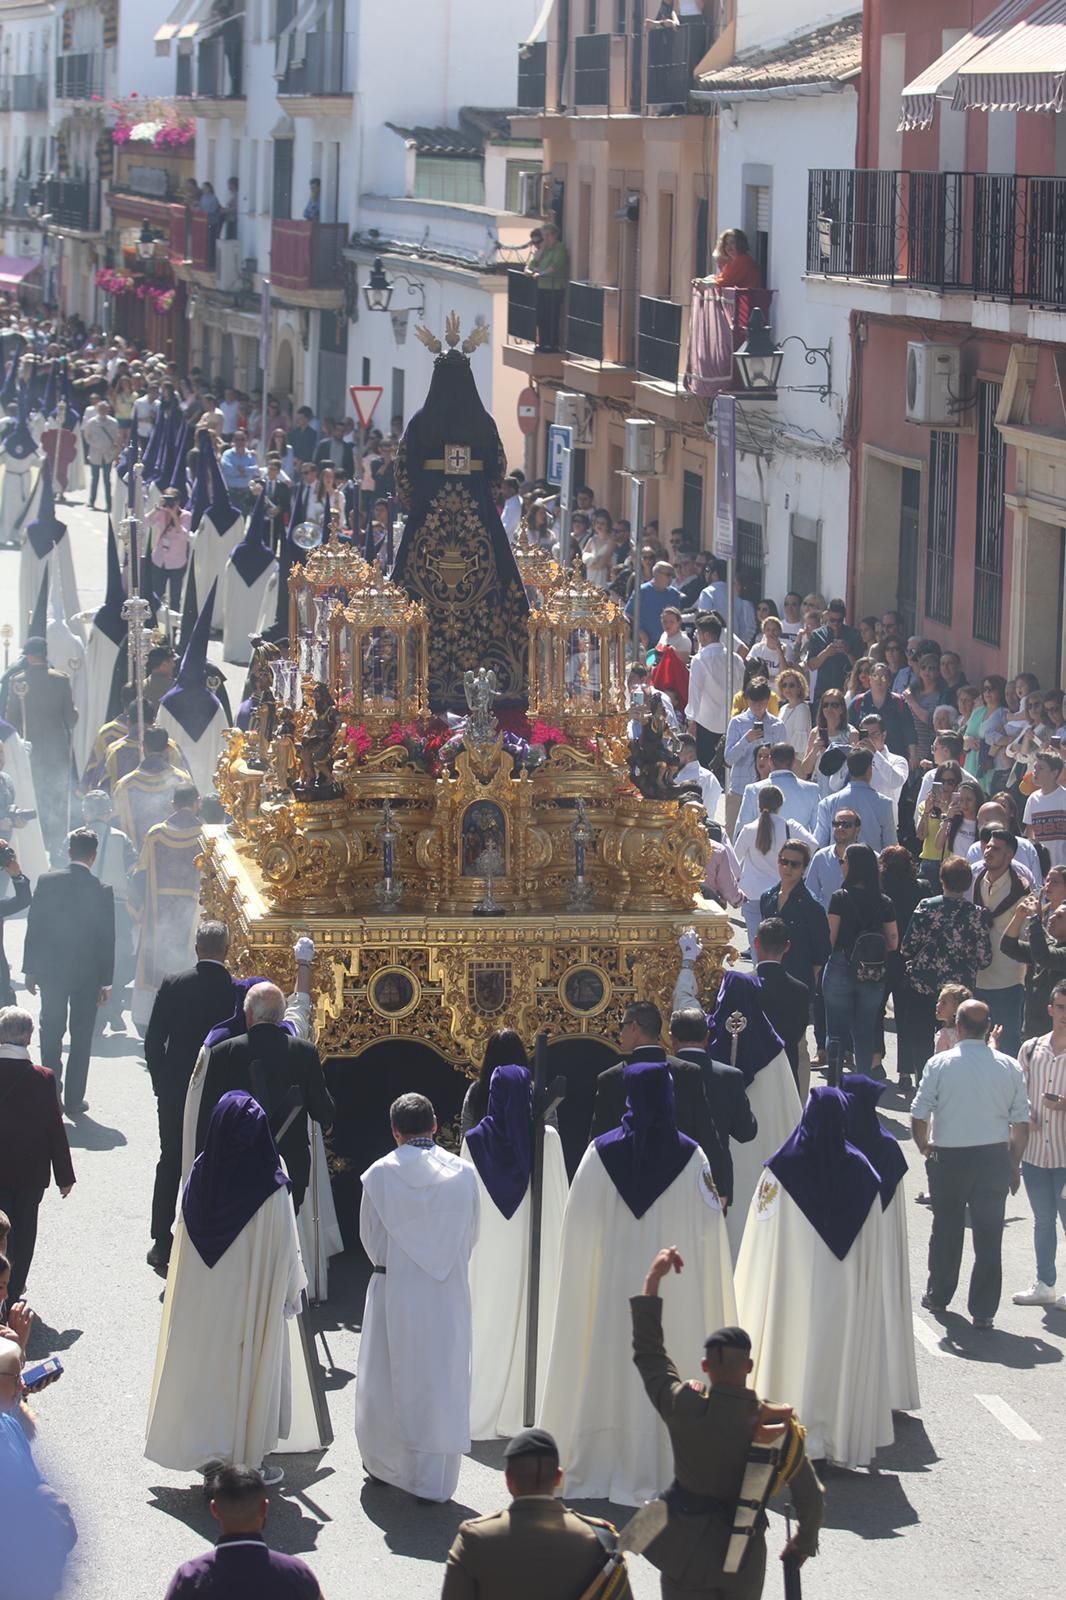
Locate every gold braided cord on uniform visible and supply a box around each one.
[770,1415,807,1494]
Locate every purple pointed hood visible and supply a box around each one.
[595,1059,697,1218]
[840,1074,907,1208]
[465,1064,534,1220]
[160,578,222,743]
[26,458,67,560]
[708,969,785,1085]
[229,489,275,585]
[181,1091,290,1267]
[765,1086,882,1260]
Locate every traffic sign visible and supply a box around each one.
[517,386,539,436]
[349,385,384,430]
[546,422,573,487]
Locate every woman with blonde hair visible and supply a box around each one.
[777,666,812,750]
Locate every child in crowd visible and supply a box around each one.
[933,983,972,1054]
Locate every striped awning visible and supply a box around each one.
[897,0,1039,129]
[154,0,243,53]
[954,0,1066,112]
[275,0,329,75]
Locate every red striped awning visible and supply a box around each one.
[954,0,1066,111]
[0,256,42,288]
[898,0,1040,129]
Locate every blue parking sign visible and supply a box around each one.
[547,423,573,487]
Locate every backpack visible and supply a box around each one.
[850,929,888,984]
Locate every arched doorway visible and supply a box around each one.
[323,1042,468,1251]
[546,1034,618,1177]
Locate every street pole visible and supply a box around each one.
[558,443,574,566]
[713,394,738,722]
[629,472,646,658]
[259,276,271,472]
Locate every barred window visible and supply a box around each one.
[925,430,958,625]
[973,382,1005,645]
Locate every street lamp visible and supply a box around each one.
[362,256,426,317]
[733,307,783,394]
[734,306,833,402]
[136,220,157,261]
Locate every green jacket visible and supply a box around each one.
[529,240,569,292]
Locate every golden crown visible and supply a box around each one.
[413,311,490,356]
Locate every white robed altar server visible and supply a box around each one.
[538,1060,736,1506]
[146,1091,306,1474]
[221,490,278,666]
[460,1063,567,1439]
[356,1093,480,1503]
[708,970,802,1258]
[842,1073,919,1413]
[156,580,229,800]
[735,1085,894,1469]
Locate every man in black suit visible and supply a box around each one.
[754,917,813,1094]
[194,980,334,1212]
[313,420,355,481]
[588,1000,732,1202]
[143,920,238,1269]
[23,827,115,1117]
[668,1006,758,1207]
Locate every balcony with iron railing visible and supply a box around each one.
[807,167,1066,311]
[277,32,352,101]
[46,177,99,233]
[6,176,37,220]
[4,74,48,112]
[685,284,777,400]
[270,220,346,296]
[563,279,634,398]
[187,34,244,100]
[644,22,701,110]
[516,40,547,111]
[54,51,106,102]
[637,296,684,384]
[571,30,635,113]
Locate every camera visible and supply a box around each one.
[0,843,16,869]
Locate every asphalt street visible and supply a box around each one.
[1,497,1063,1600]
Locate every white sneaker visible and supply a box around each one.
[1012,1280,1058,1305]
[260,1463,285,1486]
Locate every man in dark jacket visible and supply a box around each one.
[0,1006,75,1301]
[588,1000,732,1202]
[754,917,814,1091]
[194,981,334,1212]
[23,827,115,1116]
[143,920,238,1269]
[668,1007,758,1207]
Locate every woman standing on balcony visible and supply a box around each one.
[711,229,762,290]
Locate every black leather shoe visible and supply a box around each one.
[147,1242,171,1269]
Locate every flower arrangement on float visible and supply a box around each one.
[338,709,590,778]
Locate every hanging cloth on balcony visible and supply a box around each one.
[897,0,1039,129]
[953,0,1066,113]
[274,0,328,77]
[153,0,213,54]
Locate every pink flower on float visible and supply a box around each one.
[530,719,568,747]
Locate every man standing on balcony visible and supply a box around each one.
[526,222,568,353]
[303,179,321,222]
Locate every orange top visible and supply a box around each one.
[714,253,763,289]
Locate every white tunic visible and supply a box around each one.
[355,1144,480,1502]
[882,1187,920,1413]
[460,1126,568,1440]
[538,1143,736,1506]
[726,1050,802,1259]
[156,701,229,799]
[0,450,35,545]
[77,626,124,780]
[221,555,277,666]
[735,1174,894,1469]
[145,1186,306,1471]
[18,529,80,648]
[0,727,48,884]
[192,511,245,607]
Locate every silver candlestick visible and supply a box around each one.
[122,594,153,754]
[569,798,594,911]
[473,873,505,917]
[374,799,403,909]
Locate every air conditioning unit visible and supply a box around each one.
[554,390,595,447]
[517,170,543,219]
[624,418,656,476]
[905,342,961,427]
[215,238,241,291]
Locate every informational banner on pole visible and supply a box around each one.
[546,422,573,487]
[712,393,737,561]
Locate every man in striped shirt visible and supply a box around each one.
[1013,981,1066,1308]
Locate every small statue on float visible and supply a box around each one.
[269,708,299,796]
[628,700,703,802]
[295,683,342,798]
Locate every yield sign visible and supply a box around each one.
[349,385,384,430]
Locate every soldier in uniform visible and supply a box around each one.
[632,1248,824,1600]
[441,1427,633,1600]
[0,636,77,860]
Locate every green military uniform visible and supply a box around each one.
[441,1495,633,1600]
[631,1295,823,1600]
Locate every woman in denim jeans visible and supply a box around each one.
[823,843,899,1080]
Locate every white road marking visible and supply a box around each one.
[912,1315,948,1357]
[974,1393,1042,1442]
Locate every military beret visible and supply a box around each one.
[503,1427,559,1461]
[23,637,47,656]
[704,1325,752,1353]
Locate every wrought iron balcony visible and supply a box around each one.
[55,51,105,101]
[8,74,48,112]
[277,32,351,96]
[46,178,98,232]
[516,41,547,111]
[506,268,539,343]
[637,296,683,384]
[644,22,700,109]
[808,166,1066,309]
[194,34,243,98]
[567,281,606,361]
[270,220,346,292]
